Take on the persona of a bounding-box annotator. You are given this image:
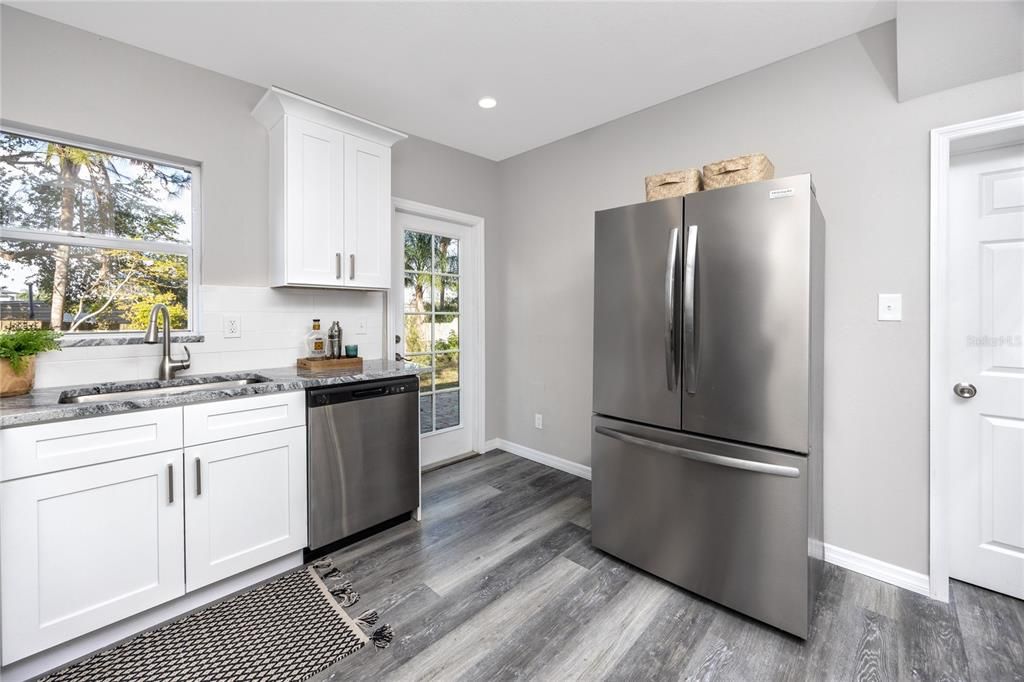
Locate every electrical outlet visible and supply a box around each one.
[877,294,902,321]
[357,318,368,335]
[223,313,241,338]
[534,413,544,429]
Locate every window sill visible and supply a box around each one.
[59,334,205,348]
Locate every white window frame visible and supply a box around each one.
[0,123,202,337]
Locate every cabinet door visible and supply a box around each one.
[184,426,307,591]
[0,451,185,664]
[285,116,345,286]
[344,135,392,289]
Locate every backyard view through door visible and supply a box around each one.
[394,208,477,466]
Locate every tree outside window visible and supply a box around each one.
[0,130,195,333]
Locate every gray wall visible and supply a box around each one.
[1,7,502,437]
[897,0,1024,101]
[492,21,1024,573]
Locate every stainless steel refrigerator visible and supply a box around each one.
[591,174,824,638]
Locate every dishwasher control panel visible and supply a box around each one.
[307,375,419,407]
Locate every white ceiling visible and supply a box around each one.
[11,1,895,161]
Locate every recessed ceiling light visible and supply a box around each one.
[477,96,497,109]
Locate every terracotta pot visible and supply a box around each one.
[0,356,36,397]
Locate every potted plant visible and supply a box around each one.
[0,327,62,397]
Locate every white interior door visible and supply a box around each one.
[948,142,1024,599]
[393,206,479,467]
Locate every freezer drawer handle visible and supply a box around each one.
[594,425,800,478]
[665,226,682,391]
[683,224,698,394]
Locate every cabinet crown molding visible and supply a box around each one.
[252,86,407,147]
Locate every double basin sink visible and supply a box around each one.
[58,374,273,404]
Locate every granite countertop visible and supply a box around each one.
[0,359,428,429]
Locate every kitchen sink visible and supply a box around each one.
[58,375,273,404]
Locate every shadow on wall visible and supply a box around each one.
[858,19,898,101]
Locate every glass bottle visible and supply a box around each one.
[306,319,327,359]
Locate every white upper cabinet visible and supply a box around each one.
[345,136,392,288]
[253,87,406,289]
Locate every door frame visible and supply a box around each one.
[391,197,487,459]
[929,109,1024,602]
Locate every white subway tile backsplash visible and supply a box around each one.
[31,285,386,388]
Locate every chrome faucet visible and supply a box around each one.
[144,303,191,380]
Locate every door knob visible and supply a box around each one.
[953,382,977,399]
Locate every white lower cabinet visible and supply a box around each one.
[184,426,308,591]
[0,394,309,666]
[0,451,185,664]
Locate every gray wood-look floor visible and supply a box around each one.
[314,451,1024,681]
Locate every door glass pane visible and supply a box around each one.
[433,315,459,351]
[435,352,460,390]
[404,314,431,354]
[404,276,431,313]
[404,231,433,273]
[434,235,459,274]
[419,394,433,434]
[433,275,459,313]
[408,353,434,392]
[435,390,460,430]
[404,228,462,434]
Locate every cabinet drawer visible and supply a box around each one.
[0,408,183,481]
[183,391,305,445]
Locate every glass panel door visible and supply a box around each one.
[404,230,461,434]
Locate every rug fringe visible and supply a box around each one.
[369,624,394,649]
[356,609,379,627]
[313,557,392,649]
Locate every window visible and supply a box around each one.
[0,129,198,334]
[403,230,461,434]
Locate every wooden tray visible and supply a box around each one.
[296,356,363,371]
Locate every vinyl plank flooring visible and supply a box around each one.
[461,554,635,681]
[314,450,1023,682]
[390,556,589,680]
[896,587,971,682]
[951,579,1024,681]
[532,570,675,681]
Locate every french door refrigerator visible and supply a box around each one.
[592,174,824,638]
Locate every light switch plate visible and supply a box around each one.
[223,313,241,338]
[878,294,902,321]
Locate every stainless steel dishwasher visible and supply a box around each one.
[307,376,419,550]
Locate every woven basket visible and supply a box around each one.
[702,154,774,190]
[645,168,703,201]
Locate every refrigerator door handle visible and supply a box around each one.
[665,226,682,391]
[594,425,800,478]
[683,224,698,394]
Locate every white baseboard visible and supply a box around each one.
[824,543,930,597]
[486,438,591,480]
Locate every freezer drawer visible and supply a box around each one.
[591,415,820,638]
